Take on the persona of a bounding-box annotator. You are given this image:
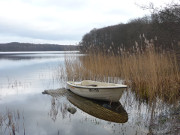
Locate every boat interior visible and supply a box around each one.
[70,80,121,87]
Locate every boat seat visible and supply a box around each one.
[81,80,112,87]
[81,80,97,86]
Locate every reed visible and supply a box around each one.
[8,111,12,126]
[62,43,180,103]
[0,113,2,127]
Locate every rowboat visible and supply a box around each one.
[66,80,127,102]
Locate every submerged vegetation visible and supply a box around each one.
[0,109,25,135]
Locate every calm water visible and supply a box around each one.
[0,51,179,135]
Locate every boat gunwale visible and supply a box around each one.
[67,81,127,89]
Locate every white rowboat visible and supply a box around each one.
[67,80,127,102]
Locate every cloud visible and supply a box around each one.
[23,0,87,9]
[0,18,81,41]
[0,0,178,44]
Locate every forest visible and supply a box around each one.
[0,42,78,51]
[80,3,180,53]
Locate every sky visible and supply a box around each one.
[0,0,179,45]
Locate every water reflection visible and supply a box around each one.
[0,51,78,60]
[0,51,179,135]
[43,89,128,123]
[0,51,79,98]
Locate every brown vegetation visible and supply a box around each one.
[63,43,180,103]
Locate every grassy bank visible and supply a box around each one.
[63,44,180,103]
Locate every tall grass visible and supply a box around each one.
[63,43,180,103]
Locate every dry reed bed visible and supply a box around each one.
[63,44,180,103]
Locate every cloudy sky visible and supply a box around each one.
[0,0,178,45]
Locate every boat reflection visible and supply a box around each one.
[43,89,128,123]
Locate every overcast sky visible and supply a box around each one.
[0,0,178,45]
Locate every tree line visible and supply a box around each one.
[80,3,180,53]
[0,42,78,51]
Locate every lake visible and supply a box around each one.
[0,51,179,135]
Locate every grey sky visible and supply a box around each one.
[0,0,178,45]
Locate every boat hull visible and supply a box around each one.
[67,83,125,102]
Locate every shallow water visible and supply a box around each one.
[0,51,179,135]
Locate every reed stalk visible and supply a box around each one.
[62,43,180,103]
